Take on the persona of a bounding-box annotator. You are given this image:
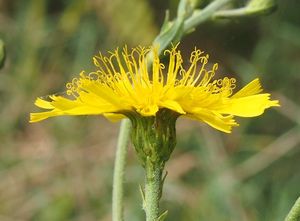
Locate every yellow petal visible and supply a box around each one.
[188,109,238,133]
[30,110,61,122]
[81,82,127,108]
[31,93,124,122]
[136,104,159,116]
[50,95,81,110]
[232,78,262,98]
[218,94,279,117]
[103,113,126,122]
[35,98,53,109]
[160,100,186,114]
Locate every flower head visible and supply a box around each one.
[30,45,279,133]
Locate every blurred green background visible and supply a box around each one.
[0,0,299,220]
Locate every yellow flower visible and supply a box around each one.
[30,45,279,133]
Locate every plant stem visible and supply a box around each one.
[285,197,300,221]
[112,119,132,221]
[144,160,163,221]
[214,7,250,18]
[183,0,231,32]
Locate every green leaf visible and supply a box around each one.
[153,19,183,54]
[177,0,194,20]
[160,10,171,33]
[139,184,146,209]
[247,0,277,16]
[157,210,168,221]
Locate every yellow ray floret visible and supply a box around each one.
[30,45,279,133]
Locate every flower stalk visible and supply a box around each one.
[112,119,131,221]
[144,160,163,221]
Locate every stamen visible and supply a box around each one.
[64,45,237,106]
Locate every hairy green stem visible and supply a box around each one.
[183,0,231,32]
[144,161,163,221]
[112,119,131,221]
[214,7,251,18]
[285,197,300,221]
